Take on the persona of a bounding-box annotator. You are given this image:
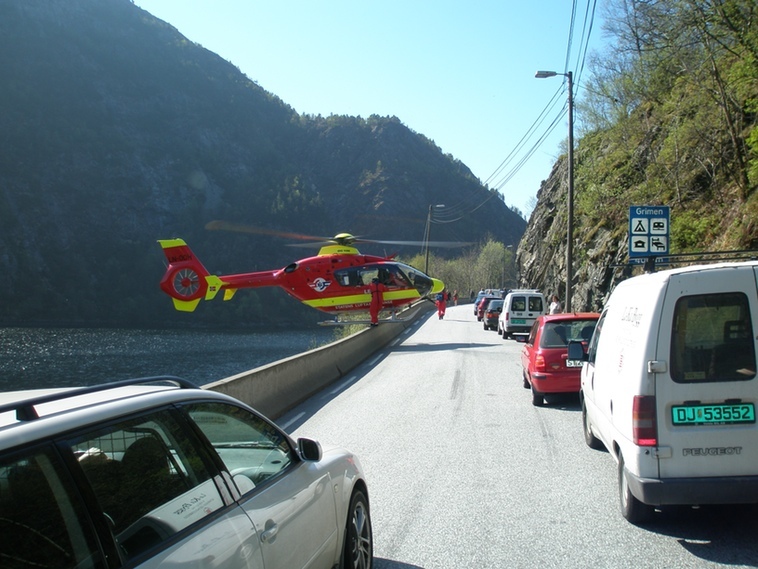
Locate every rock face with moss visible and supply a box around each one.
[517,155,631,312]
[518,0,758,312]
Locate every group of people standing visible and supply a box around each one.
[371,281,561,325]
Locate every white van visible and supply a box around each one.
[569,261,758,523]
[498,289,546,339]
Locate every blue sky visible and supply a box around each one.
[133,0,604,218]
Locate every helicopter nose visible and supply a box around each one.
[430,278,445,294]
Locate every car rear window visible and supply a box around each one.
[540,320,598,348]
[0,446,105,569]
[528,296,544,312]
[671,292,756,383]
[487,300,503,311]
[70,409,225,561]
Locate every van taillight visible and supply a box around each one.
[633,395,657,446]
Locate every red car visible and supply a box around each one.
[520,313,600,406]
[476,296,499,321]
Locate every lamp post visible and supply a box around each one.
[424,204,445,274]
[535,69,574,312]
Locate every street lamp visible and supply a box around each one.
[535,69,574,312]
[424,204,445,274]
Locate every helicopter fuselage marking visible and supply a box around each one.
[308,278,332,292]
[168,254,193,263]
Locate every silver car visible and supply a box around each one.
[0,377,372,569]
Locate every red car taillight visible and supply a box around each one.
[534,354,546,372]
[632,395,657,446]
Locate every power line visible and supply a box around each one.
[486,0,598,208]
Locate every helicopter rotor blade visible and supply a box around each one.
[205,220,330,242]
[355,239,473,248]
[205,221,471,248]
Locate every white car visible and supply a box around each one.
[498,289,547,339]
[0,377,372,569]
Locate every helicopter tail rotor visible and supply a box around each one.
[158,239,225,311]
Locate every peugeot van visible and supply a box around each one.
[569,261,758,523]
[499,289,547,339]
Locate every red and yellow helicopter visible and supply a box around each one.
[158,222,452,324]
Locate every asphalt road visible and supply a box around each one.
[281,304,758,569]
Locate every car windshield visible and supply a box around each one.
[540,319,597,348]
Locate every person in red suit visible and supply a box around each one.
[435,291,447,319]
[369,277,386,326]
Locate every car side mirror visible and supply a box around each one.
[567,341,588,361]
[514,335,528,343]
[297,437,322,462]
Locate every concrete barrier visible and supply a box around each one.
[205,300,436,419]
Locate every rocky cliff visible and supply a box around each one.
[517,155,630,312]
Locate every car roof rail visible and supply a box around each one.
[0,376,198,422]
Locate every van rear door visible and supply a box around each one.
[655,265,758,479]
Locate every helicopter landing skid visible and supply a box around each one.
[317,312,410,327]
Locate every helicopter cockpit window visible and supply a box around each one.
[380,266,411,289]
[334,268,370,288]
[360,268,380,285]
[334,265,416,290]
[398,264,433,296]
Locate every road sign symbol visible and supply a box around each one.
[651,236,667,251]
[631,238,648,253]
[633,219,648,234]
[651,218,667,234]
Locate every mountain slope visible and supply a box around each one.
[0,0,525,326]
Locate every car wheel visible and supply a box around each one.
[618,455,652,524]
[522,371,530,389]
[582,399,604,450]
[531,385,544,406]
[341,489,373,569]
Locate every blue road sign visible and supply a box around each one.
[629,205,670,260]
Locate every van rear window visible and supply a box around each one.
[670,292,756,383]
[512,297,526,311]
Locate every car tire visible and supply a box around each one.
[582,399,604,450]
[618,455,653,524]
[531,385,544,406]
[522,372,530,389]
[340,489,373,569]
